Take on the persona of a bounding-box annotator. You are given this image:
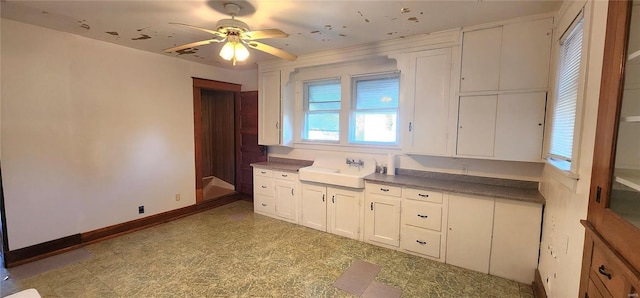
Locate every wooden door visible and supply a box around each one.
[201,89,235,183]
[237,91,266,195]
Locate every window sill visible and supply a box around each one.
[545,158,580,192]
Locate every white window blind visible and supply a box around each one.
[350,74,400,144]
[549,18,584,170]
[303,79,341,141]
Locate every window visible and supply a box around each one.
[548,17,584,172]
[303,79,341,141]
[350,74,400,144]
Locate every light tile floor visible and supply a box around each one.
[1,200,534,297]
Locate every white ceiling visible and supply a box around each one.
[1,0,562,70]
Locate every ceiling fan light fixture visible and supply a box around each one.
[219,40,250,65]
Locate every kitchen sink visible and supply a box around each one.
[298,156,376,189]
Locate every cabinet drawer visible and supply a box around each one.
[254,194,275,215]
[254,168,273,177]
[401,225,441,258]
[404,188,443,203]
[367,183,402,197]
[402,200,442,231]
[590,241,637,298]
[254,176,274,196]
[273,170,297,182]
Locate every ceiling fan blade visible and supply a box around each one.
[246,41,297,61]
[169,22,226,38]
[241,29,288,40]
[163,39,222,53]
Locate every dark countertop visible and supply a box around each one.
[364,173,545,205]
[250,161,308,172]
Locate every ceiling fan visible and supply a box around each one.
[164,3,297,65]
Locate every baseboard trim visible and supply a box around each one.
[532,268,547,298]
[4,194,244,267]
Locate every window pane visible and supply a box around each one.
[355,77,399,109]
[308,82,341,106]
[353,111,397,143]
[305,112,339,141]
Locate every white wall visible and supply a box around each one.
[537,0,607,297]
[0,19,257,250]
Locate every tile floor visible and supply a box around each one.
[1,200,534,297]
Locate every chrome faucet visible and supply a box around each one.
[346,158,364,167]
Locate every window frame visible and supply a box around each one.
[302,78,342,143]
[546,11,586,177]
[349,72,401,146]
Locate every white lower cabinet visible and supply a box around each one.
[489,199,543,284]
[300,182,364,241]
[446,194,543,283]
[400,188,448,261]
[253,167,298,223]
[446,194,495,273]
[364,184,402,248]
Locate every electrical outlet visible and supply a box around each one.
[138,205,144,214]
[175,194,181,201]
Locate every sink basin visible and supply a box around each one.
[299,156,376,189]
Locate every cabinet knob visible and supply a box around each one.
[461,77,465,80]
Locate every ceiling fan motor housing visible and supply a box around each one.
[216,18,250,35]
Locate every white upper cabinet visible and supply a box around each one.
[457,95,497,157]
[460,27,502,92]
[405,48,454,156]
[460,17,553,93]
[258,70,281,145]
[499,18,553,91]
[494,92,546,161]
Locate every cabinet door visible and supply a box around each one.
[410,48,452,156]
[258,70,281,145]
[457,95,497,157]
[460,27,502,92]
[300,183,327,231]
[365,194,401,247]
[328,187,363,241]
[499,18,553,91]
[447,194,494,273]
[490,199,542,284]
[494,92,546,161]
[274,180,297,222]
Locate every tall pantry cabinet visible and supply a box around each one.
[579,0,640,297]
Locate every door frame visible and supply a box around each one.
[192,78,241,203]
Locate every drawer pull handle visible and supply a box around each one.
[418,193,429,198]
[332,195,335,204]
[371,202,374,211]
[417,214,428,219]
[261,171,267,174]
[322,194,325,202]
[416,240,427,245]
[291,189,294,196]
[261,186,267,188]
[261,203,267,207]
[380,188,390,192]
[282,174,288,177]
[598,265,612,280]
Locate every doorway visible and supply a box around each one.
[192,78,241,203]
